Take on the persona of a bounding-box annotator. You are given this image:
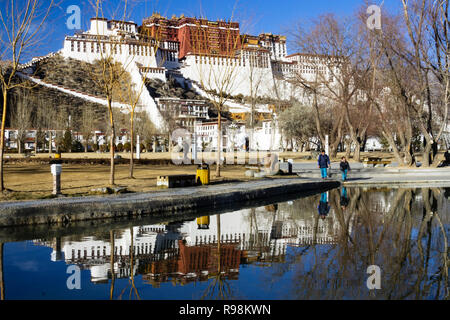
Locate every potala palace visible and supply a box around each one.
[54,14,331,151]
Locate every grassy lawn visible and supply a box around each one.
[0,162,254,201]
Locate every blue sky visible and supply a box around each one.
[1,0,403,60]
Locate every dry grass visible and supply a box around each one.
[0,162,255,202]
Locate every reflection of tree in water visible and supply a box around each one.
[267,188,449,299]
[201,215,234,300]
[108,228,141,300]
[0,243,4,300]
[117,227,141,300]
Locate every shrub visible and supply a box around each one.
[91,143,99,152]
[145,141,153,152]
[117,143,124,152]
[123,142,131,152]
[71,140,83,152]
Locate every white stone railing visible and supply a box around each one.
[17,72,131,110]
[18,51,59,71]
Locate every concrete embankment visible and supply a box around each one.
[0,178,339,228]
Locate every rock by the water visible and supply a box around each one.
[245,170,255,177]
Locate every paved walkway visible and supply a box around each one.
[280,162,450,187]
[342,172,450,187]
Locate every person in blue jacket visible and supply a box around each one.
[317,150,331,179]
[318,192,330,219]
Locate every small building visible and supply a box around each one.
[194,118,231,151]
[156,97,209,133]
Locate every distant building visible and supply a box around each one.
[155,97,209,132]
[52,14,339,148]
[141,14,241,59]
[194,118,231,151]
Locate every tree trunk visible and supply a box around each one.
[108,100,115,186]
[0,88,7,191]
[48,131,52,154]
[109,230,115,300]
[345,140,351,160]
[0,243,4,300]
[353,140,361,162]
[422,141,432,167]
[383,131,404,166]
[216,214,221,274]
[329,138,340,159]
[129,115,134,179]
[216,111,221,177]
[18,138,21,154]
[250,101,255,152]
[34,131,38,154]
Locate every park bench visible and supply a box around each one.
[362,157,391,168]
[157,174,197,188]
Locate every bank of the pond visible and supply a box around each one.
[0,177,339,227]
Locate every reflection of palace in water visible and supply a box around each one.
[34,195,355,286]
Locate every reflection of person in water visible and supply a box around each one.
[340,187,349,209]
[318,192,330,219]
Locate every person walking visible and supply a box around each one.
[318,150,330,179]
[340,156,351,181]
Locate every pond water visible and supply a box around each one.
[0,187,449,300]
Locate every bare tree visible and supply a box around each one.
[109,230,115,300]
[399,0,449,166]
[32,95,46,153]
[135,111,157,151]
[35,97,57,154]
[278,104,316,152]
[246,48,268,151]
[0,0,54,190]
[292,14,372,160]
[0,242,4,300]
[87,0,134,185]
[369,1,449,166]
[117,25,162,178]
[80,107,98,153]
[10,90,33,153]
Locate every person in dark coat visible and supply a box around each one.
[317,150,331,179]
[340,156,351,181]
